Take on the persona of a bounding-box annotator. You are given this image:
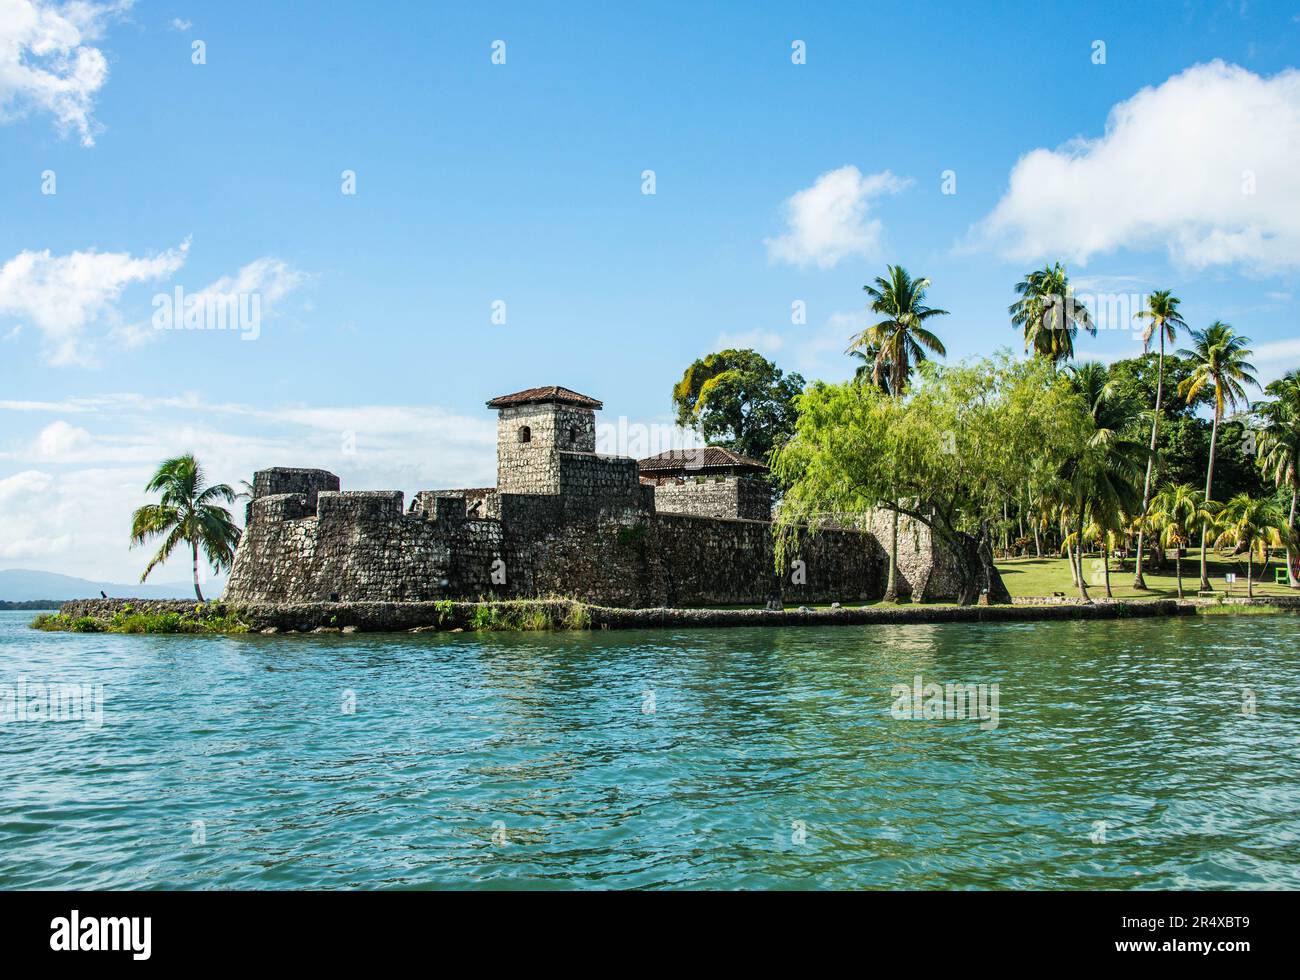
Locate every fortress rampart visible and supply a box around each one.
[223,386,961,607]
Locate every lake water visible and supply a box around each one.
[1,608,1297,890]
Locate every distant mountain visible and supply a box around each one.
[0,569,226,602]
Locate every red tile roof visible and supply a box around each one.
[638,446,768,473]
[486,386,603,409]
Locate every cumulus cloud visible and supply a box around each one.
[973,61,1300,271]
[0,242,188,365]
[0,244,309,364]
[0,394,498,582]
[0,0,131,146]
[765,166,911,269]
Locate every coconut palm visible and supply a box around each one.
[130,454,241,601]
[846,266,948,603]
[1054,433,1145,601]
[1177,322,1259,591]
[849,345,892,395]
[1147,483,1210,599]
[846,265,948,397]
[1010,261,1095,366]
[1131,290,1189,589]
[1212,494,1294,598]
[1255,371,1300,588]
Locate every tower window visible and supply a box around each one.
[518,425,531,443]
[568,427,578,444]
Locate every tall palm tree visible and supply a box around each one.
[1061,364,1142,598]
[1147,483,1209,599]
[846,265,948,397]
[1131,290,1188,589]
[130,454,241,601]
[1010,261,1096,366]
[846,265,948,602]
[1212,494,1294,598]
[1177,322,1259,591]
[1255,371,1300,588]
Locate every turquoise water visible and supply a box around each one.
[1,608,1298,889]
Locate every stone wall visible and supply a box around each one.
[651,475,772,521]
[860,509,963,601]
[497,404,597,494]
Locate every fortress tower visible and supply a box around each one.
[487,386,603,495]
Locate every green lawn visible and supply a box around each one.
[997,554,1300,600]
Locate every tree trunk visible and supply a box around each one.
[1199,407,1221,592]
[192,538,205,603]
[1068,539,1080,587]
[1288,488,1298,589]
[1032,517,1042,558]
[1247,549,1254,599]
[1133,334,1165,589]
[883,506,899,602]
[1103,541,1113,598]
[1175,549,1183,599]
[1076,517,1092,601]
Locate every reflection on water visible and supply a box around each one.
[0,610,1297,889]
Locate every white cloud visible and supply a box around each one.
[0,244,309,364]
[0,394,499,582]
[0,242,188,365]
[169,18,191,31]
[765,166,910,269]
[0,0,131,146]
[973,61,1300,271]
[714,310,870,381]
[36,420,92,457]
[1251,337,1300,386]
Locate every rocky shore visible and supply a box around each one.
[41,595,1296,634]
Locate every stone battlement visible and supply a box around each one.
[223,387,962,607]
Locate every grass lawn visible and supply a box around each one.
[997,554,1300,600]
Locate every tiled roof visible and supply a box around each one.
[638,446,768,473]
[486,386,603,409]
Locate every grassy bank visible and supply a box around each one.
[33,602,253,635]
[997,555,1299,600]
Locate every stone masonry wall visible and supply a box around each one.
[652,475,772,521]
[496,404,597,494]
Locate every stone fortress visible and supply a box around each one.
[224,386,961,607]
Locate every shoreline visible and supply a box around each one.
[34,594,1300,634]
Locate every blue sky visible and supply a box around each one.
[1,0,1298,581]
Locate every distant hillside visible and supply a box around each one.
[0,569,226,602]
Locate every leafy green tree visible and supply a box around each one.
[671,349,805,462]
[845,265,949,600]
[1131,290,1188,589]
[772,357,1075,605]
[1009,261,1095,366]
[1255,370,1300,587]
[1212,494,1294,598]
[1177,322,1259,591]
[130,454,241,601]
[1147,483,1210,599]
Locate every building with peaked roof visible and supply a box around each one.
[638,446,772,521]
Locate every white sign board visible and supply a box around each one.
[1225,573,1236,583]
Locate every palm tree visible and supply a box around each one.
[1255,371,1300,588]
[1010,261,1096,366]
[849,345,892,395]
[1147,483,1209,599]
[130,454,241,601]
[846,265,949,602]
[1060,364,1142,598]
[1212,494,1294,598]
[1131,290,1188,590]
[1177,322,1259,591]
[847,265,948,397]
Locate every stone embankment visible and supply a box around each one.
[50,595,1298,634]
